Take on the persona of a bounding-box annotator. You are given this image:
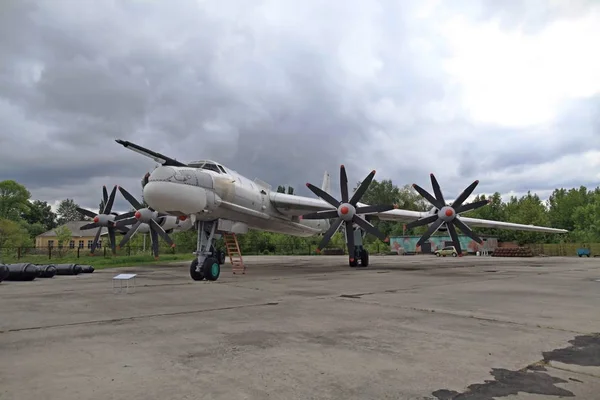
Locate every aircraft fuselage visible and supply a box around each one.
[142,164,331,237]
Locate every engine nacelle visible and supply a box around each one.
[428,206,448,231]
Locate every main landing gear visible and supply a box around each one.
[349,247,369,267]
[348,227,369,268]
[190,220,226,281]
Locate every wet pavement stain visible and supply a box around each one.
[430,333,600,399]
[431,368,574,399]
[543,334,600,366]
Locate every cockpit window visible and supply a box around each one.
[218,165,226,173]
[188,161,224,174]
[202,163,220,173]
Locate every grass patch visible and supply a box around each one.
[0,253,195,269]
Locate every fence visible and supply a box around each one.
[526,243,600,257]
[0,241,390,263]
[1,242,597,263]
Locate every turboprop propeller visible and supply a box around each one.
[407,174,490,256]
[114,186,175,259]
[76,185,132,254]
[301,165,395,262]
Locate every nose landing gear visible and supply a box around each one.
[189,219,224,281]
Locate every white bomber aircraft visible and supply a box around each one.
[115,139,568,282]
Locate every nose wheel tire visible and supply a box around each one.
[217,250,226,265]
[190,258,205,281]
[202,257,221,281]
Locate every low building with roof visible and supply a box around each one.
[35,221,107,249]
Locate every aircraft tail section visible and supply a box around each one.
[320,171,331,195]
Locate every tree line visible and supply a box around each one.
[1,178,599,253]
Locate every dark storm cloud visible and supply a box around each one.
[0,0,598,212]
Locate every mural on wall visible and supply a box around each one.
[390,235,498,254]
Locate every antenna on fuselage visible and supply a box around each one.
[320,171,331,195]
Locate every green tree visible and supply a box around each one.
[547,186,590,232]
[501,192,551,244]
[21,199,57,231]
[0,180,31,221]
[571,190,600,242]
[57,199,87,224]
[55,225,73,256]
[0,218,31,250]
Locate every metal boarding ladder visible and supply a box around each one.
[223,233,245,274]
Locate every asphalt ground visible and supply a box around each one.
[1,254,599,400]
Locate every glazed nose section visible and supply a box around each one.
[143,180,208,215]
[148,166,177,182]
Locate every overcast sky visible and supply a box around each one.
[1,0,599,214]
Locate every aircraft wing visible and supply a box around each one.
[375,209,568,233]
[454,217,568,233]
[269,195,567,233]
[269,192,335,215]
[115,139,188,167]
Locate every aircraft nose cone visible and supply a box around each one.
[135,211,141,219]
[445,209,453,217]
[340,206,349,215]
[93,216,99,223]
[143,181,212,215]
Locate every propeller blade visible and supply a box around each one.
[316,217,343,252]
[451,180,479,209]
[108,226,117,254]
[306,183,340,207]
[345,220,355,261]
[115,225,130,234]
[90,226,102,254]
[352,215,387,242]
[409,174,490,255]
[430,174,445,205]
[416,219,444,247]
[149,219,175,247]
[453,218,484,244]
[340,165,349,203]
[115,211,136,221]
[150,228,160,258]
[118,221,141,248]
[304,165,396,264]
[349,170,376,205]
[355,204,395,214]
[76,207,97,220]
[301,210,339,220]
[405,214,438,229]
[447,222,462,256]
[80,222,98,230]
[455,199,490,214]
[102,186,109,213]
[116,217,138,226]
[118,186,144,210]
[103,186,117,214]
[412,183,444,209]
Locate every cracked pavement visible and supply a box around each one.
[1,255,599,399]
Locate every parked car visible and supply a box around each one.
[576,248,591,257]
[434,246,458,257]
